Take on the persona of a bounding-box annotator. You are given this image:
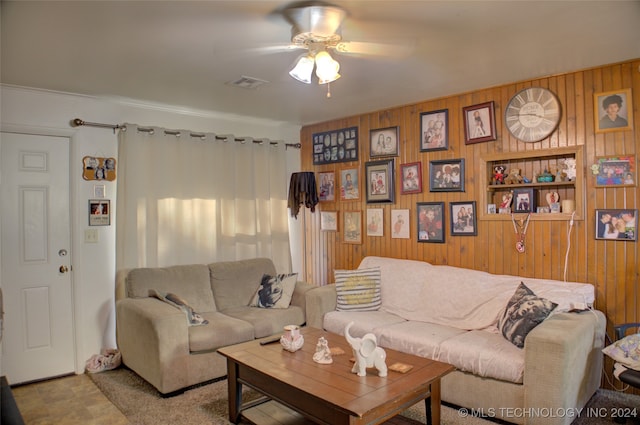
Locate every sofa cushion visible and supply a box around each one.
[126,264,216,313]
[375,321,466,360]
[209,258,277,311]
[323,310,406,337]
[498,282,557,348]
[249,273,298,308]
[188,311,255,352]
[221,305,305,338]
[438,330,525,384]
[334,267,381,311]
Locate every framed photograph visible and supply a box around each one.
[450,201,477,236]
[417,202,445,243]
[343,211,362,244]
[370,126,399,158]
[400,162,422,194]
[595,209,637,241]
[312,127,359,165]
[340,168,360,200]
[318,171,336,201]
[366,209,384,237]
[593,155,636,187]
[83,156,116,181]
[93,184,106,198]
[429,159,464,192]
[513,188,536,213]
[88,199,110,226]
[420,109,448,151]
[365,159,395,203]
[391,209,410,239]
[463,101,497,144]
[320,211,338,231]
[594,89,633,133]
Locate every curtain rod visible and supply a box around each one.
[70,118,301,149]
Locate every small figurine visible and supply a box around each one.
[504,168,524,185]
[345,322,387,377]
[280,325,304,352]
[312,337,333,364]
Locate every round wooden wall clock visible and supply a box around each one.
[505,87,561,143]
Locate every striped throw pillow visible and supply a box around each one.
[334,267,381,311]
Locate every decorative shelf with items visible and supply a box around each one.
[479,146,584,221]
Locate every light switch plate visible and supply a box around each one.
[85,229,99,243]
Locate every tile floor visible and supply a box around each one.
[11,373,128,425]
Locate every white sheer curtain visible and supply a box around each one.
[116,124,292,273]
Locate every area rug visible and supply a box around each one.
[89,367,639,425]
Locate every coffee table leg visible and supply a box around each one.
[430,380,442,425]
[424,396,432,425]
[227,360,242,424]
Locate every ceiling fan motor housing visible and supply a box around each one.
[286,4,347,46]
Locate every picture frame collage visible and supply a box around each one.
[313,87,635,244]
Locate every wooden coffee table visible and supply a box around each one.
[218,327,454,425]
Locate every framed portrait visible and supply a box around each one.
[513,188,536,213]
[593,155,636,187]
[400,162,422,194]
[391,209,410,239]
[450,201,477,236]
[318,171,336,201]
[594,89,633,133]
[429,159,464,192]
[312,127,359,165]
[365,159,395,203]
[463,101,497,144]
[343,211,362,244]
[320,211,338,231]
[93,184,106,198]
[366,209,384,237]
[88,199,110,226]
[340,168,360,201]
[83,156,116,181]
[420,109,448,152]
[595,209,637,241]
[370,126,399,158]
[417,202,444,243]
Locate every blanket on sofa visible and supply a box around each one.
[359,256,594,331]
[149,289,209,326]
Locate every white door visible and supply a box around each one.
[0,132,75,384]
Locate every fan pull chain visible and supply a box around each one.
[326,82,332,98]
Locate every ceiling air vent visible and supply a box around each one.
[227,76,269,90]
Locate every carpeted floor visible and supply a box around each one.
[89,367,639,425]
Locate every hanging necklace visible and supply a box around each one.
[511,213,531,253]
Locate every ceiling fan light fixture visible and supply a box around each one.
[289,54,314,84]
[314,50,340,84]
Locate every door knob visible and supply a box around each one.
[59,265,69,273]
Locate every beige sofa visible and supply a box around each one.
[116,258,316,395]
[306,256,606,425]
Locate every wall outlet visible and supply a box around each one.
[84,229,99,243]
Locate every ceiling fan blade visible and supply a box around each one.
[334,41,414,59]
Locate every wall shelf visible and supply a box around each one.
[479,146,584,221]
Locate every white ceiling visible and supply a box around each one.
[2,1,640,126]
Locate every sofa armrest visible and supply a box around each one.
[523,310,606,425]
[290,280,318,318]
[116,298,191,391]
[305,284,337,329]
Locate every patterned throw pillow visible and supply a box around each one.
[498,282,557,348]
[249,273,298,309]
[603,333,640,371]
[334,267,381,311]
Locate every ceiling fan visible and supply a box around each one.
[278,1,411,90]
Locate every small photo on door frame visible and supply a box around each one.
[89,199,111,226]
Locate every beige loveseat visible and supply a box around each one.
[116,258,315,395]
[306,256,606,425]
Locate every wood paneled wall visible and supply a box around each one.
[299,59,639,392]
